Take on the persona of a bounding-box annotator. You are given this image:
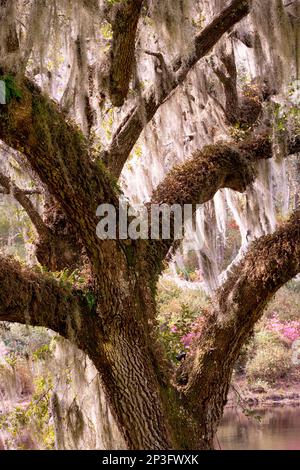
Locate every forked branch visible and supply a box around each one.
[102,0,251,178]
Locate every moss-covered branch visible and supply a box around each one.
[0,77,120,268]
[175,211,300,448]
[102,0,251,177]
[147,132,300,267]
[0,255,91,345]
[151,134,272,207]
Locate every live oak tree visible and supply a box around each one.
[0,0,300,449]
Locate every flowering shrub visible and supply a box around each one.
[264,281,300,321]
[159,304,202,362]
[266,314,300,344]
[157,280,209,362]
[159,314,206,362]
[157,281,300,386]
[245,343,291,383]
[244,325,299,384]
[181,316,206,349]
[181,332,195,349]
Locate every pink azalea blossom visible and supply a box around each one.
[266,314,300,343]
[181,332,194,349]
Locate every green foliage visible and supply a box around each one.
[102,108,114,139]
[106,0,122,5]
[4,353,17,368]
[264,285,300,321]
[34,267,98,316]
[157,280,208,362]
[34,267,85,291]
[245,331,291,383]
[53,268,85,288]
[273,83,300,134]
[191,13,206,29]
[0,374,55,449]
[0,323,51,357]
[100,22,113,40]
[158,304,193,362]
[85,291,96,311]
[32,344,52,362]
[229,122,252,141]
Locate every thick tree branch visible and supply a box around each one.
[210,46,264,127]
[148,132,300,267]
[152,133,272,206]
[0,78,119,265]
[175,210,300,448]
[0,255,91,344]
[0,164,86,271]
[107,0,143,107]
[230,28,254,48]
[102,0,251,178]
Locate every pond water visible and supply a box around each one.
[217,406,300,450]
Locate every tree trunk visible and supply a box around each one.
[78,253,174,449]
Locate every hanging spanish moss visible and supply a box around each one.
[0,0,300,450]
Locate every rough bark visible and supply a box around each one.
[0,77,174,447]
[211,47,240,125]
[0,76,122,272]
[1,209,300,450]
[211,46,264,127]
[0,255,89,341]
[1,79,300,448]
[107,0,143,107]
